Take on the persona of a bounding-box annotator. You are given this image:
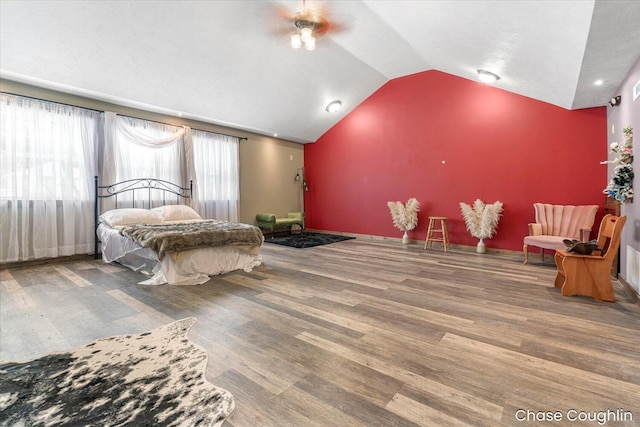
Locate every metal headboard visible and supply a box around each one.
[94,176,193,258]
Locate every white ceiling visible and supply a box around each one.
[1,0,639,144]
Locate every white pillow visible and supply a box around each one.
[151,205,202,222]
[99,208,162,227]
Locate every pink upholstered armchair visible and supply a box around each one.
[523,203,598,264]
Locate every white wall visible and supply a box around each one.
[607,56,640,296]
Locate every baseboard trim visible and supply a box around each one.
[0,254,95,270]
[618,275,640,306]
[305,229,533,260]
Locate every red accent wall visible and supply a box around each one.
[303,70,607,251]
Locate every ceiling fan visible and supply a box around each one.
[272,0,347,51]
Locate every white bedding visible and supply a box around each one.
[97,223,263,285]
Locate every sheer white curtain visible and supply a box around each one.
[0,94,100,262]
[101,114,239,220]
[192,130,239,221]
[102,112,187,209]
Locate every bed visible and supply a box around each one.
[94,177,264,285]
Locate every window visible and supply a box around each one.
[192,130,240,221]
[101,114,186,210]
[0,94,100,262]
[105,115,184,186]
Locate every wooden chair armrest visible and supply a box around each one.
[556,249,603,259]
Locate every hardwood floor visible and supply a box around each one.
[2,238,639,426]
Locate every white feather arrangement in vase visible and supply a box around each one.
[387,198,420,244]
[459,199,504,253]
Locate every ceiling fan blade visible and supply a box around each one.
[268,0,350,39]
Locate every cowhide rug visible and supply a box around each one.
[0,318,234,427]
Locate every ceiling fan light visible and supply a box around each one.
[291,33,302,49]
[477,69,500,84]
[305,36,315,51]
[300,27,313,43]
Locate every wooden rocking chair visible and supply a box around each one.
[554,214,626,302]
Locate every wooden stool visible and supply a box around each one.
[424,216,449,251]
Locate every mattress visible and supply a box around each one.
[97,223,263,285]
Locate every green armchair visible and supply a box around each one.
[256,212,305,236]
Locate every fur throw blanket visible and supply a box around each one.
[562,239,601,255]
[120,220,264,260]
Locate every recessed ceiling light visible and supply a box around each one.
[326,100,342,113]
[594,79,604,86]
[477,70,500,84]
[273,133,278,137]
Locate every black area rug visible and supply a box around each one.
[265,232,355,248]
[0,318,234,427]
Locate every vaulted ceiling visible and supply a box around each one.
[1,0,639,143]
